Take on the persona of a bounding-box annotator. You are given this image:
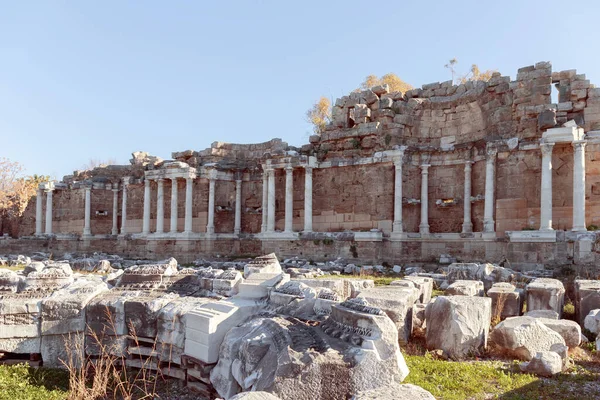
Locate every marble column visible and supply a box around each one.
[44,188,53,235]
[120,178,129,235]
[540,143,555,231]
[304,166,313,232]
[170,178,178,233]
[572,141,587,231]
[267,168,275,232]
[234,179,242,235]
[284,165,294,233]
[419,164,430,235]
[156,179,165,234]
[83,186,92,236]
[261,169,268,233]
[185,177,194,234]
[462,161,473,233]
[483,147,497,233]
[142,179,151,235]
[393,156,404,233]
[111,187,119,235]
[206,172,216,235]
[35,188,43,236]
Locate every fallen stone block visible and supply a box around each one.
[445,280,484,296]
[519,351,563,377]
[488,283,524,319]
[403,276,433,303]
[425,296,491,359]
[490,316,565,360]
[351,383,436,399]
[575,280,600,326]
[525,310,558,319]
[526,278,565,318]
[584,309,600,335]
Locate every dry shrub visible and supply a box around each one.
[491,292,509,328]
[61,307,168,400]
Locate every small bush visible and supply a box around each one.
[322,238,334,246]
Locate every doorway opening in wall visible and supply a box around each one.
[551,83,559,105]
[347,107,355,128]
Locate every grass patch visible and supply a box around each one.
[0,364,68,400]
[404,352,600,400]
[316,274,400,286]
[1,263,26,271]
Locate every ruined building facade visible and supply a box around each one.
[6,61,600,268]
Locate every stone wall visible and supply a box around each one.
[10,61,600,267]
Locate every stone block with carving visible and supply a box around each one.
[425,296,491,359]
[243,253,282,278]
[403,276,433,304]
[210,297,409,399]
[357,286,419,344]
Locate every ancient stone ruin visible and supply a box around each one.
[1,61,600,398]
[2,62,600,269]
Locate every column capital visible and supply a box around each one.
[464,160,474,170]
[40,181,55,192]
[112,187,119,193]
[420,164,431,172]
[208,169,217,180]
[393,155,404,168]
[573,140,587,150]
[122,176,131,186]
[540,142,555,156]
[157,178,164,183]
[486,145,498,159]
[285,164,293,173]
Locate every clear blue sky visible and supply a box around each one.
[1,0,599,179]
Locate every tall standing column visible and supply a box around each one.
[206,171,216,235]
[572,141,587,231]
[393,155,404,233]
[83,186,92,236]
[419,164,430,235]
[261,168,268,233]
[35,188,43,236]
[304,166,313,232]
[120,177,129,235]
[540,143,555,231]
[156,179,165,234]
[234,179,242,235]
[142,179,151,235]
[44,188,53,235]
[170,178,178,234]
[111,187,119,235]
[267,168,276,232]
[184,177,194,234]
[462,161,473,233]
[284,165,294,233]
[483,147,497,233]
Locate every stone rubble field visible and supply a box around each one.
[0,252,599,399]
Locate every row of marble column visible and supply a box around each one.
[36,143,588,237]
[391,149,497,235]
[539,141,587,231]
[260,164,313,234]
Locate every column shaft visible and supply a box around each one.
[540,143,554,231]
[393,159,404,233]
[44,190,53,234]
[572,141,587,231]
[185,177,194,234]
[483,149,497,232]
[234,179,242,235]
[111,189,119,235]
[156,179,164,234]
[207,175,215,234]
[304,167,313,232]
[462,162,473,233]
[284,166,293,233]
[142,179,151,235]
[419,165,430,235]
[261,171,268,233]
[35,189,43,236]
[120,180,128,234]
[83,187,91,236]
[267,169,276,232]
[170,179,178,233]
